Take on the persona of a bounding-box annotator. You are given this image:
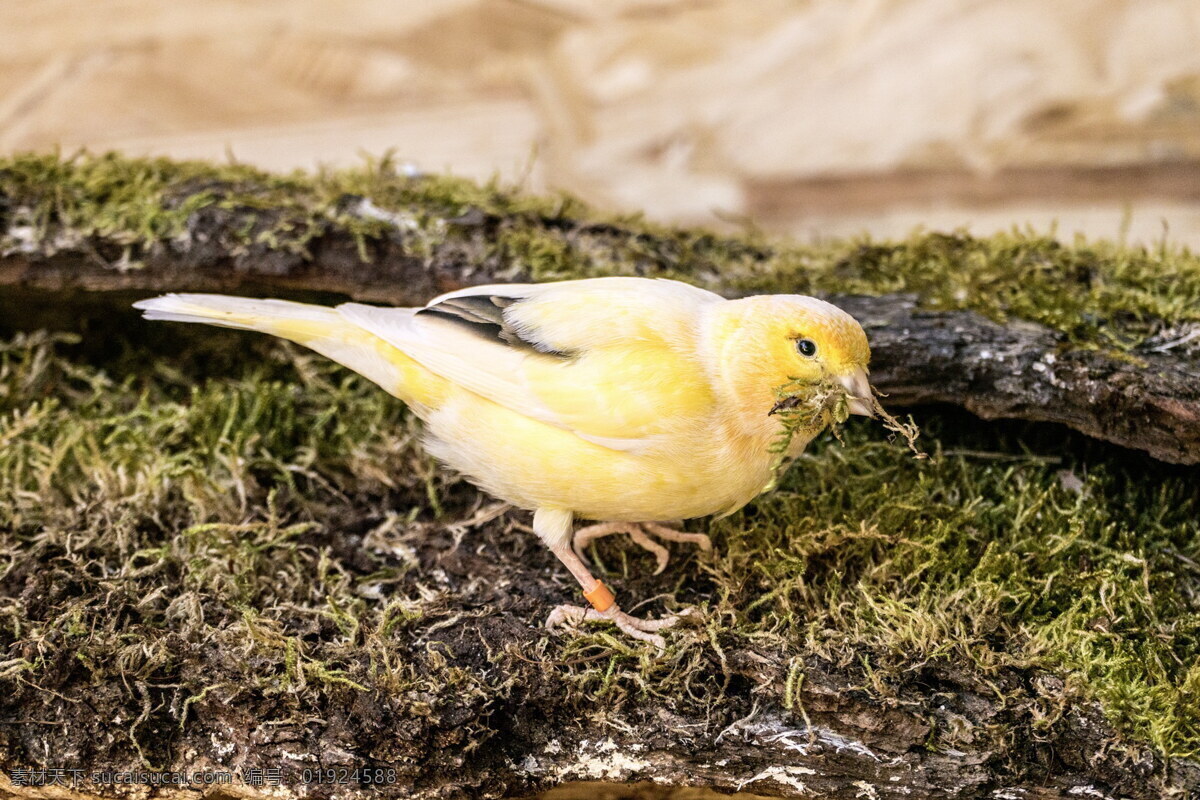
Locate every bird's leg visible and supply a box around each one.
[573,521,712,575]
[572,522,667,570]
[536,510,695,649]
[642,522,713,556]
[545,544,684,649]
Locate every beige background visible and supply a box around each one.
[2,0,1199,245]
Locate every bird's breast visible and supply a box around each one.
[421,388,798,523]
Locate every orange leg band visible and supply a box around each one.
[583,580,616,613]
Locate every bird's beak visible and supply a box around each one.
[838,368,875,417]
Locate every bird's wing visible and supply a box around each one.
[424,277,722,353]
[338,278,723,451]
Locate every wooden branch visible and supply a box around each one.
[834,296,1200,465]
[2,190,1196,465]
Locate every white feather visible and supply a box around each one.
[133,294,410,398]
[335,301,566,427]
[133,294,341,329]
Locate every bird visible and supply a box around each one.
[134,277,875,648]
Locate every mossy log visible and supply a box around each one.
[2,471,1197,800]
[2,156,1200,800]
[2,158,1197,465]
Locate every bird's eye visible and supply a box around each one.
[797,338,818,357]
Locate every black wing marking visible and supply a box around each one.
[416,293,573,357]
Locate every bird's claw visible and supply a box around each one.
[546,603,702,650]
[573,522,712,575]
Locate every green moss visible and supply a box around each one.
[3,152,1199,350]
[0,331,1197,768]
[2,151,1198,773]
[719,431,1199,756]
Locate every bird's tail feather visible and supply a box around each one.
[133,294,342,332]
[133,294,445,409]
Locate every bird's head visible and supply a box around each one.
[703,295,874,433]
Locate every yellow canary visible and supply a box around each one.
[134,277,873,647]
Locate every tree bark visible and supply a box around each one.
[833,296,1200,466]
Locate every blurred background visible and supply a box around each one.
[2,0,1199,245]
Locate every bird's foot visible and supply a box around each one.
[572,521,712,575]
[546,602,700,649]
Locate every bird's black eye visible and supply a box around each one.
[797,338,817,357]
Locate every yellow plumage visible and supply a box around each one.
[134,277,873,647]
